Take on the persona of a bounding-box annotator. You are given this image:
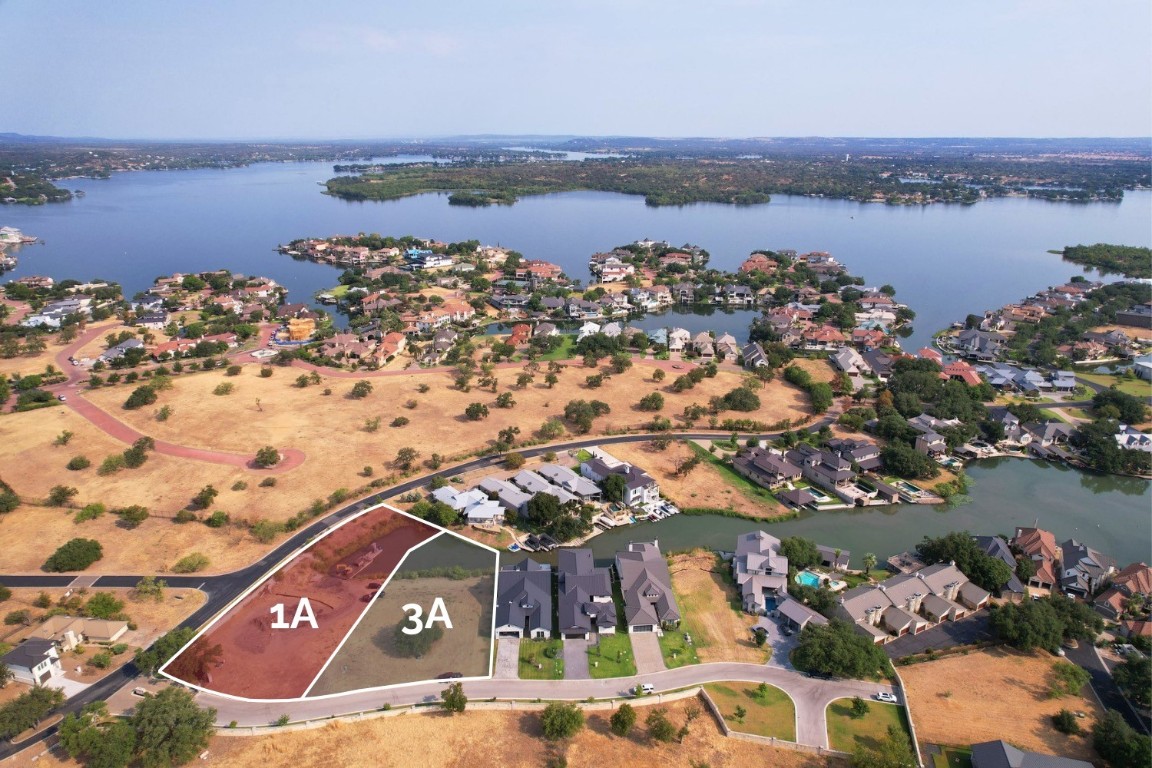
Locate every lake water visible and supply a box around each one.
[3,160,1149,350]
[584,457,1152,567]
[2,161,1149,565]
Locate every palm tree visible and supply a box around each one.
[863,553,877,576]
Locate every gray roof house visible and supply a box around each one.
[732,448,803,490]
[557,549,617,639]
[1,638,63,685]
[1060,539,1117,597]
[816,545,851,570]
[742,342,769,369]
[615,541,680,633]
[477,477,532,517]
[581,452,659,507]
[733,531,789,615]
[495,558,553,639]
[973,535,1026,598]
[776,597,829,632]
[536,463,602,499]
[835,562,990,644]
[969,740,1093,768]
[511,470,578,506]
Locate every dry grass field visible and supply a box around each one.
[610,440,789,518]
[668,551,766,664]
[900,647,1102,762]
[14,697,843,768]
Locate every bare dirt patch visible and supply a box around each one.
[900,647,1102,761]
[668,551,767,664]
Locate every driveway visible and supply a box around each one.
[493,638,519,680]
[757,616,799,670]
[884,613,992,659]
[563,637,591,679]
[631,632,666,674]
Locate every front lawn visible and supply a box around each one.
[518,638,564,680]
[1075,372,1152,399]
[704,682,796,741]
[826,698,911,754]
[586,633,636,678]
[657,630,700,668]
[537,336,576,361]
[932,746,973,768]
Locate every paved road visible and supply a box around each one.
[1066,641,1150,735]
[198,661,897,749]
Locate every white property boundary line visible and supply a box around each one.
[158,502,501,704]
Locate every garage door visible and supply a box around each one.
[498,630,522,638]
[632,624,654,633]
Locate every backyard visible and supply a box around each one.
[704,681,796,742]
[586,633,637,679]
[825,698,910,754]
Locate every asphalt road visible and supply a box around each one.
[1066,641,1150,735]
[0,426,833,757]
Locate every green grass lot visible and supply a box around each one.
[704,682,796,741]
[574,448,593,463]
[536,336,576,361]
[1076,372,1152,399]
[931,746,973,768]
[657,630,700,668]
[517,639,564,680]
[586,633,637,679]
[826,698,911,754]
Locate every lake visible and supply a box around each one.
[584,456,1152,567]
[2,161,1149,566]
[2,160,1149,351]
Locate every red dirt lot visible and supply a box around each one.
[163,507,438,699]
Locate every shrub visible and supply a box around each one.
[98,454,127,476]
[254,446,281,467]
[204,510,230,528]
[259,477,277,488]
[4,609,31,626]
[638,392,664,411]
[259,366,273,378]
[540,702,584,740]
[47,485,79,507]
[1052,709,1080,735]
[43,538,103,572]
[74,503,105,524]
[646,708,676,742]
[66,456,91,471]
[113,505,149,529]
[350,381,373,399]
[250,520,284,543]
[212,382,234,396]
[173,509,197,524]
[123,386,157,410]
[155,405,173,421]
[464,402,489,420]
[172,553,210,573]
[609,703,636,737]
[391,416,410,427]
[88,651,112,669]
[231,481,248,491]
[225,365,242,376]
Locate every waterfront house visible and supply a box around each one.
[1012,526,1060,591]
[733,530,789,615]
[667,327,691,352]
[1060,539,1117,597]
[824,438,882,471]
[580,451,659,507]
[972,535,1027,599]
[495,559,552,639]
[914,431,948,457]
[953,329,1006,361]
[969,740,1093,768]
[557,549,617,639]
[477,477,531,517]
[714,333,740,362]
[743,342,769,369]
[732,448,803,490]
[511,470,578,507]
[777,487,816,509]
[615,541,680,634]
[1094,562,1152,618]
[536,464,602,500]
[816,545,851,570]
[692,332,715,361]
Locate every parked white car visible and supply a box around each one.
[874,692,898,704]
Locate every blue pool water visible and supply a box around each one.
[796,571,822,588]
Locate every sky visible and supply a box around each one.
[2,1,1150,140]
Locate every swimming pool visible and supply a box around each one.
[796,571,822,588]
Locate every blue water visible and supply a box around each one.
[796,571,822,588]
[2,162,1148,349]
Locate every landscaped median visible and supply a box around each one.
[826,697,911,753]
[702,681,796,741]
[518,638,564,680]
[586,633,637,678]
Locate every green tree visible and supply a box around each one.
[60,702,137,768]
[646,707,677,741]
[850,696,871,718]
[1113,655,1151,708]
[172,553,210,574]
[540,702,584,740]
[43,538,103,572]
[133,575,167,601]
[123,385,157,410]
[133,687,216,768]
[917,531,1013,594]
[395,447,419,470]
[350,380,373,399]
[862,553,877,576]
[254,446,281,467]
[988,600,1064,652]
[1092,709,1151,768]
[853,724,916,768]
[441,681,467,713]
[779,537,821,570]
[638,392,664,411]
[133,627,196,677]
[85,592,125,619]
[601,474,628,503]
[0,686,66,740]
[465,402,489,420]
[792,620,890,679]
[192,485,218,510]
[113,505,150,529]
[47,485,79,506]
[609,702,636,737]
